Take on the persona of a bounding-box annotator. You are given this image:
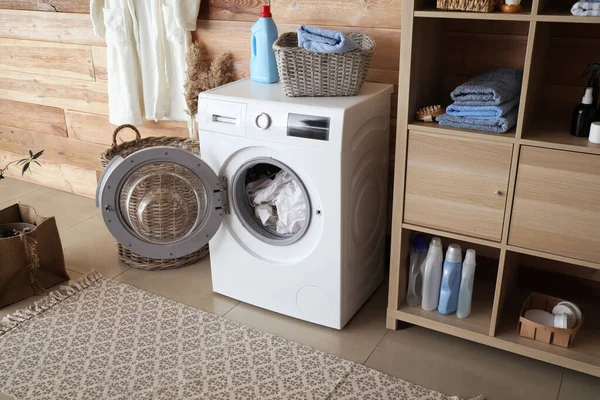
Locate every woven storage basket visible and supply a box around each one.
[273,32,375,97]
[100,124,209,270]
[518,293,583,348]
[436,0,496,12]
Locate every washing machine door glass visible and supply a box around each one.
[232,157,311,246]
[97,146,225,259]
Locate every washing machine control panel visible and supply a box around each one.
[287,113,330,141]
[246,105,334,148]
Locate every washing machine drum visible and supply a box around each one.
[96,147,226,260]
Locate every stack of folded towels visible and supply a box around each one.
[437,68,524,134]
[571,0,600,16]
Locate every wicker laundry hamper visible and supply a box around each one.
[273,32,375,97]
[100,124,209,270]
[436,0,496,12]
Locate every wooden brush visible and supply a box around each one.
[416,105,444,122]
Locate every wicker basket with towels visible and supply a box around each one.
[273,32,375,97]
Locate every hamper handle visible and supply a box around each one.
[112,124,141,147]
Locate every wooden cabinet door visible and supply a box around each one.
[404,131,513,241]
[509,146,600,264]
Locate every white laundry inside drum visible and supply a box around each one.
[232,160,311,245]
[245,168,307,236]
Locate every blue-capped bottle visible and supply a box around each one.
[438,244,463,315]
[250,4,279,84]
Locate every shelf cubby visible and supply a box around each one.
[536,0,600,23]
[537,0,578,15]
[392,227,501,338]
[414,0,533,20]
[407,18,529,137]
[493,252,600,375]
[521,22,600,154]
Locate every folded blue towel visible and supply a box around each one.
[436,107,518,133]
[297,25,359,53]
[451,68,524,106]
[572,1,600,16]
[446,97,519,120]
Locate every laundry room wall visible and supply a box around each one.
[0,1,401,198]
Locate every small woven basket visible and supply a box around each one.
[436,0,496,12]
[273,32,375,97]
[100,124,209,270]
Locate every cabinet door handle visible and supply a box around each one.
[494,190,503,197]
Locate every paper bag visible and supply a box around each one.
[0,204,69,308]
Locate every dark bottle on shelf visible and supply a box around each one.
[571,87,597,137]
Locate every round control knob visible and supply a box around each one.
[255,113,271,130]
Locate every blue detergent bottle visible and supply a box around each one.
[438,244,463,315]
[250,4,279,84]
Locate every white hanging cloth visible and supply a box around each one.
[90,0,201,126]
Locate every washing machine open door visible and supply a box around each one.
[96,146,226,260]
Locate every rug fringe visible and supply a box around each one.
[0,270,102,337]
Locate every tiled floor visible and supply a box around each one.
[1,178,599,400]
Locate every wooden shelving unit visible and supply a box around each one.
[388,0,600,378]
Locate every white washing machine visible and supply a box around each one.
[97,79,392,329]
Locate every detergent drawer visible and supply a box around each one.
[198,99,247,137]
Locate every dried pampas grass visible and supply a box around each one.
[184,41,235,118]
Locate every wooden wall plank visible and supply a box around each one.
[0,9,103,46]
[91,46,107,81]
[192,20,401,76]
[65,111,189,146]
[0,69,108,115]
[0,149,96,198]
[0,38,94,81]
[0,125,105,171]
[199,0,402,29]
[0,99,67,137]
[367,69,400,85]
[0,0,89,13]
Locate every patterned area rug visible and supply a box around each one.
[0,272,480,400]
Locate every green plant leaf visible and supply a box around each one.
[16,159,27,165]
[32,150,44,159]
[29,150,33,158]
[21,162,30,176]
[33,161,41,167]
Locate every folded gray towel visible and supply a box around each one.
[436,107,518,133]
[451,68,524,106]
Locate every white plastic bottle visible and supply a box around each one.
[406,235,428,306]
[421,237,444,311]
[457,249,476,319]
